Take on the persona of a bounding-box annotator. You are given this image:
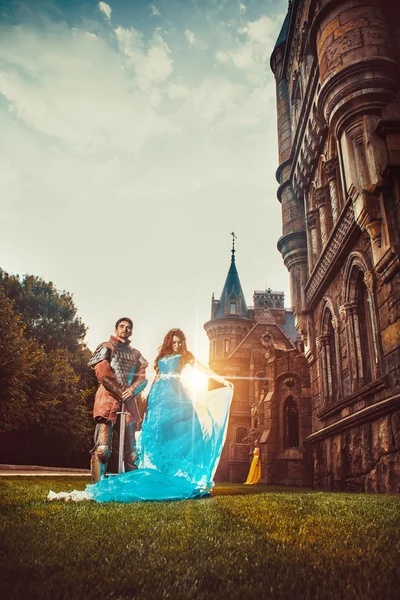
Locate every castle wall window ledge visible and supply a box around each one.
[304,198,359,308]
[316,376,389,421]
[305,394,400,443]
[277,448,304,460]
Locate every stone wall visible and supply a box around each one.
[271,0,400,493]
[312,409,400,492]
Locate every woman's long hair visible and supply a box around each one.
[154,328,194,371]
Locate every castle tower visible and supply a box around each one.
[204,235,311,484]
[204,234,254,373]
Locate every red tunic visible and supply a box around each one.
[91,336,147,424]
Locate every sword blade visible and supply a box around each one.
[117,408,127,474]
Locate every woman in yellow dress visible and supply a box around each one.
[244,440,261,484]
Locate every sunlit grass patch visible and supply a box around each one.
[0,477,399,599]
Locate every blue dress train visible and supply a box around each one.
[86,354,232,502]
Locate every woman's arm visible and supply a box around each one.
[188,358,234,389]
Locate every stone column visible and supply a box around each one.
[324,159,341,224]
[306,210,319,271]
[340,301,364,392]
[315,185,330,246]
[331,314,343,400]
[363,271,380,377]
[317,335,331,403]
[249,349,255,409]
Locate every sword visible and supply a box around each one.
[101,376,126,474]
[102,375,148,474]
[117,402,128,474]
[117,382,147,474]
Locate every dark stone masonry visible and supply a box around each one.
[269,0,400,493]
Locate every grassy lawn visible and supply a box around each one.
[1,478,399,600]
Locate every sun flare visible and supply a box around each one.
[181,365,208,395]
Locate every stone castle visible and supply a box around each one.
[270,0,400,492]
[204,239,312,486]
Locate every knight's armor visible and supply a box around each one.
[88,337,148,482]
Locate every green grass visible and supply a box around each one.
[1,478,399,600]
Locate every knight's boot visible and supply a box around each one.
[91,421,113,483]
[124,422,138,472]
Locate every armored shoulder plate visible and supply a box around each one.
[88,344,112,367]
[137,354,149,369]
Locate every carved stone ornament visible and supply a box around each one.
[363,271,374,294]
[315,186,329,207]
[331,315,339,332]
[306,210,318,229]
[284,377,295,388]
[365,219,382,248]
[339,304,349,326]
[260,332,274,348]
[323,158,337,182]
[316,335,329,353]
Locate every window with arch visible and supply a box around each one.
[235,426,248,444]
[343,253,380,391]
[356,271,375,385]
[319,304,339,403]
[230,298,236,314]
[283,396,299,448]
[224,338,230,357]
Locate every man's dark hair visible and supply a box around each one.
[115,317,133,330]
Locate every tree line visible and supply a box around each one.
[0,269,96,467]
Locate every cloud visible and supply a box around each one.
[239,3,246,14]
[149,3,160,16]
[0,3,288,366]
[215,14,281,86]
[246,15,276,43]
[188,77,271,130]
[0,24,175,153]
[98,1,112,21]
[115,26,173,89]
[166,82,190,100]
[184,30,207,50]
[229,44,253,69]
[215,50,229,64]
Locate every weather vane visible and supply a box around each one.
[231,231,237,260]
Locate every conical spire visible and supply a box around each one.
[271,1,292,56]
[213,233,249,319]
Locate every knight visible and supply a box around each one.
[87,317,148,482]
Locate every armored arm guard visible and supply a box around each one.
[127,354,148,396]
[102,376,124,402]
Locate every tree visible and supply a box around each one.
[0,271,96,467]
[0,270,87,354]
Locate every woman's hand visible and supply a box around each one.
[224,379,234,390]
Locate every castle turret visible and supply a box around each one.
[204,234,253,371]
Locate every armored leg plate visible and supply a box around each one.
[91,421,113,483]
[124,422,138,472]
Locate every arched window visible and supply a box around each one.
[284,397,299,448]
[357,272,374,384]
[235,426,247,444]
[230,298,236,314]
[327,312,338,401]
[343,253,380,391]
[224,338,230,357]
[319,303,340,403]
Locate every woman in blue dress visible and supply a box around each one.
[83,328,233,502]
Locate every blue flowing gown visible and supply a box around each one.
[86,354,233,502]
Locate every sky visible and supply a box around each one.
[0,0,289,370]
